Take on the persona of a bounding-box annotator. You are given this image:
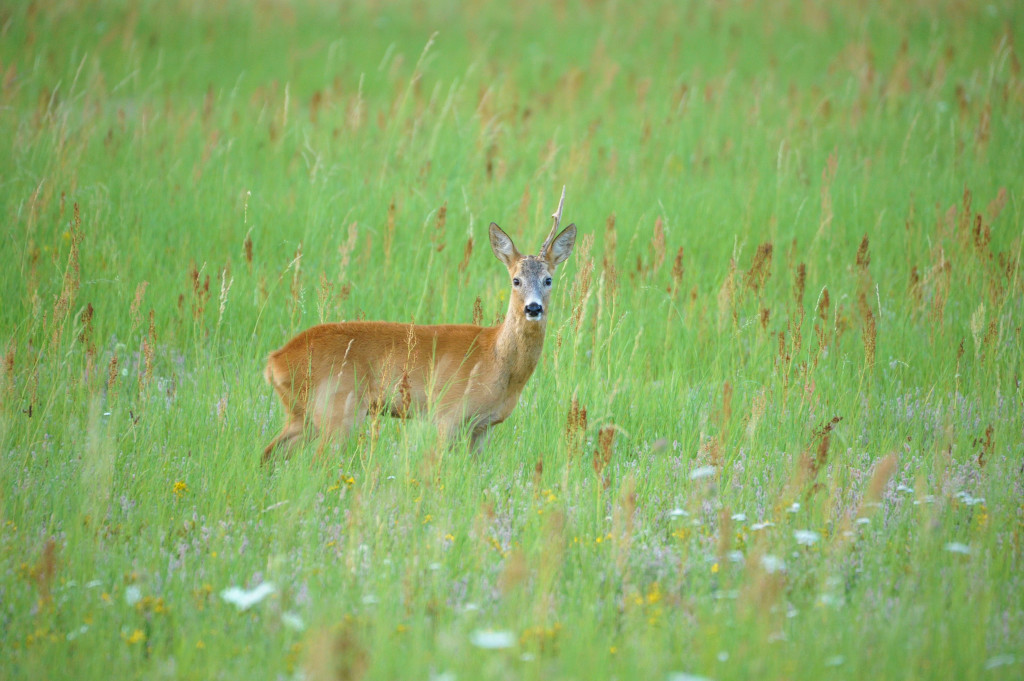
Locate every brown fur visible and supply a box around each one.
[262,219,576,462]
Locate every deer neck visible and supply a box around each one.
[494,299,547,386]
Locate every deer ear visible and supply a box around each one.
[545,223,576,268]
[489,222,519,268]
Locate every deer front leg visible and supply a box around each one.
[469,423,493,451]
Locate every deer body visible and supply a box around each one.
[262,191,576,461]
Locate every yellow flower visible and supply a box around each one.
[124,629,146,645]
[711,562,719,574]
[173,481,188,498]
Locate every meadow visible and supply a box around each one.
[1,0,1022,678]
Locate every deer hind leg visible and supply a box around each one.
[311,375,367,449]
[262,418,306,464]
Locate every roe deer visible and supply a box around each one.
[262,188,577,462]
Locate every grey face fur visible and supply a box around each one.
[489,221,576,322]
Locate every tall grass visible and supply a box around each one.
[1,1,1022,679]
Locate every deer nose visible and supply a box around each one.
[524,302,543,318]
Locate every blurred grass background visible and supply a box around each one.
[1,1,1022,679]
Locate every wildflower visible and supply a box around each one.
[761,554,786,574]
[173,481,188,498]
[124,585,142,606]
[470,629,516,649]
[668,508,689,517]
[985,655,1016,669]
[667,673,714,681]
[711,562,719,574]
[794,530,820,546]
[944,542,971,555]
[730,513,747,522]
[690,466,715,480]
[124,628,146,645]
[220,582,275,610]
[281,612,305,631]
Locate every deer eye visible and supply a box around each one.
[543,277,552,287]
[512,277,521,287]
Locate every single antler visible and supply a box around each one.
[540,185,566,256]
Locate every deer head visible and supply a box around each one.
[489,187,576,322]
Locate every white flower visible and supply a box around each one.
[669,508,690,518]
[751,522,774,531]
[944,542,971,555]
[794,530,820,546]
[124,585,142,606]
[667,672,714,681]
[730,513,747,522]
[955,491,985,506]
[761,554,786,574]
[985,654,1015,669]
[470,629,516,649]
[787,502,801,513]
[220,582,275,610]
[282,612,305,631]
[690,466,715,480]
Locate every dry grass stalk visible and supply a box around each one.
[458,236,474,275]
[129,281,148,333]
[856,234,870,271]
[975,423,994,467]
[139,310,156,394]
[304,622,369,681]
[857,290,876,369]
[794,262,806,307]
[592,425,615,489]
[650,216,666,276]
[717,258,737,329]
[50,202,83,349]
[716,507,733,563]
[31,538,58,606]
[861,453,897,515]
[602,213,618,295]
[670,246,684,294]
[564,394,588,458]
[432,201,447,252]
[472,296,483,326]
[570,234,595,331]
[744,242,773,292]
